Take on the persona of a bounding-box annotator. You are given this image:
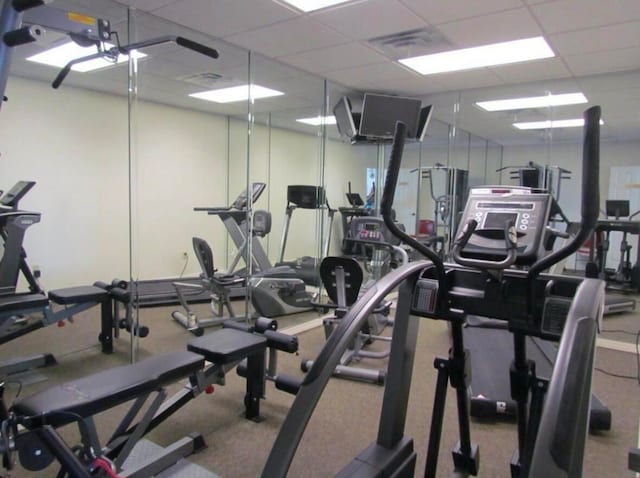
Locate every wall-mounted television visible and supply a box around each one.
[358,93,422,140]
[416,104,434,143]
[333,96,359,142]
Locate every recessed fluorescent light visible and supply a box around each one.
[278,0,355,12]
[26,42,146,72]
[477,92,588,112]
[399,37,554,75]
[189,84,284,103]
[296,115,337,126]
[513,118,604,130]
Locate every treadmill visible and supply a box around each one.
[461,187,612,431]
[465,317,611,430]
[129,184,271,307]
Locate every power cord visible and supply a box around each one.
[596,329,640,385]
[179,254,189,278]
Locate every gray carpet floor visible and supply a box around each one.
[0,294,638,477]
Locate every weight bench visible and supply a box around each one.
[2,325,299,476]
[0,283,150,379]
[48,285,114,353]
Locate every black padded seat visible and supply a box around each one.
[12,351,204,428]
[188,328,266,364]
[48,285,109,305]
[0,293,48,313]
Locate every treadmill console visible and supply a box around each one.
[0,181,35,209]
[231,182,266,210]
[456,186,551,266]
[348,217,398,246]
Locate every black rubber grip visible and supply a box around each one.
[3,25,43,46]
[12,0,46,12]
[176,37,219,59]
[275,374,301,395]
[581,106,600,230]
[453,219,477,248]
[380,121,407,221]
[51,65,71,89]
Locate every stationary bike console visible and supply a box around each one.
[454,186,552,266]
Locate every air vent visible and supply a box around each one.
[368,27,452,59]
[179,72,228,87]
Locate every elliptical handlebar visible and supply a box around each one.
[451,219,518,270]
[527,106,601,283]
[381,121,447,297]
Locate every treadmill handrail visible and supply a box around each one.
[528,278,604,477]
[261,260,430,478]
[193,206,232,213]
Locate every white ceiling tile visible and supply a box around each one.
[114,0,177,11]
[531,0,640,34]
[577,70,640,93]
[437,8,542,47]
[310,0,426,40]
[223,17,348,57]
[357,75,447,96]
[491,58,572,83]
[152,0,298,38]
[549,22,640,56]
[564,47,640,76]
[425,69,505,91]
[277,43,387,73]
[325,61,419,85]
[399,0,524,25]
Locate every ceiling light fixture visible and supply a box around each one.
[189,84,284,103]
[296,115,337,126]
[26,41,146,72]
[278,0,355,12]
[477,92,588,112]
[399,37,554,75]
[513,118,604,130]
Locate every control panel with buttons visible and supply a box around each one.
[455,186,552,265]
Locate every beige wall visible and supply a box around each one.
[0,77,378,288]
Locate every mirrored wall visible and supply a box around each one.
[1,0,638,366]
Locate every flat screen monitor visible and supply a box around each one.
[333,96,358,141]
[605,199,630,218]
[417,105,434,142]
[359,93,421,139]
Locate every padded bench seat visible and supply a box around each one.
[48,285,109,305]
[188,328,266,364]
[12,351,205,428]
[0,292,48,314]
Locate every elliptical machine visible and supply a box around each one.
[261,107,604,478]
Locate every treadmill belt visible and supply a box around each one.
[465,324,611,431]
[132,277,244,308]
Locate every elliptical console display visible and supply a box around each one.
[455,186,551,266]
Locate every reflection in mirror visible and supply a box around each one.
[0,0,134,368]
[127,10,251,353]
